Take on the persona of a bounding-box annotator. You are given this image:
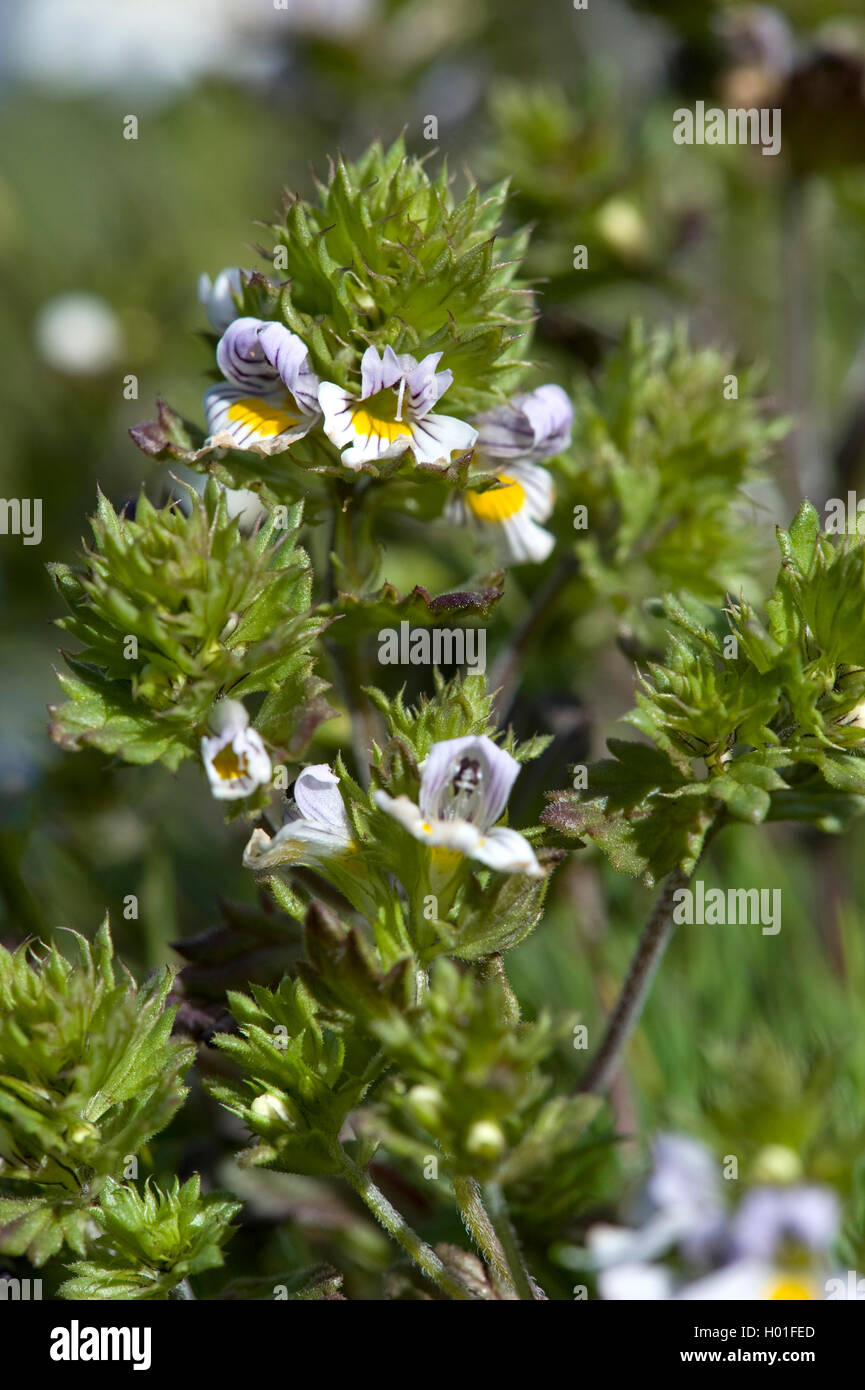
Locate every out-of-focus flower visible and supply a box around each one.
[201,699,271,801]
[719,5,796,108]
[34,292,122,375]
[198,267,248,333]
[375,734,543,879]
[587,1133,726,1275]
[204,317,321,456]
[5,0,288,96]
[588,1132,840,1302]
[729,1186,839,1263]
[243,765,354,869]
[319,346,477,469]
[446,384,572,565]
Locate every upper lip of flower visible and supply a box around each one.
[202,316,321,456]
[242,763,354,868]
[318,345,478,469]
[473,384,573,463]
[374,734,543,876]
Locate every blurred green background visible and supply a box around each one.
[4,0,865,1293]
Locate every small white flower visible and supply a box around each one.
[318,345,477,469]
[446,460,556,565]
[243,764,354,869]
[34,292,122,375]
[374,734,543,878]
[587,1133,727,1277]
[198,266,249,333]
[201,700,271,801]
[446,384,573,566]
[203,316,321,456]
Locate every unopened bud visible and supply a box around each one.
[251,1092,292,1126]
[66,1120,100,1148]
[752,1143,802,1185]
[406,1084,443,1129]
[465,1119,506,1161]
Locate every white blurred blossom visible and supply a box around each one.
[34,293,122,375]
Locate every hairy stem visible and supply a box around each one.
[454,1175,519,1300]
[480,1180,538,1300]
[331,1142,476,1301]
[578,865,690,1095]
[325,484,380,787]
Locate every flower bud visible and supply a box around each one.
[251,1092,293,1126]
[66,1120,100,1148]
[752,1143,803,1185]
[406,1084,444,1130]
[465,1119,506,1162]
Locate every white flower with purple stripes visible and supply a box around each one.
[318,346,477,469]
[374,735,543,879]
[243,764,354,869]
[204,316,321,456]
[447,384,573,565]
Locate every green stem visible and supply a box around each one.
[480,1180,538,1300]
[454,1176,519,1300]
[169,1277,195,1300]
[330,1142,476,1301]
[578,865,689,1095]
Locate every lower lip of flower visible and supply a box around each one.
[351,406,412,446]
[226,396,300,437]
[465,474,526,522]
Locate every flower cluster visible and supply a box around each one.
[197,276,572,564]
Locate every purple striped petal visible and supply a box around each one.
[476,384,573,462]
[419,735,520,829]
[257,322,321,416]
[361,344,403,398]
[216,317,281,392]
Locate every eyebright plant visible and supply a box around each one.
[9,137,858,1299]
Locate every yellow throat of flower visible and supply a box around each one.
[465,474,526,523]
[226,396,300,437]
[212,744,250,781]
[351,406,412,446]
